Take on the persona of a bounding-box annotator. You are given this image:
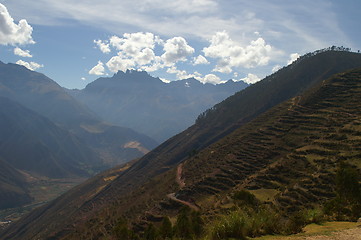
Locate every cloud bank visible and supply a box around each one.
[0,4,34,45]
[90,31,274,84]
[89,61,106,75]
[16,60,43,71]
[203,31,272,73]
[14,47,32,57]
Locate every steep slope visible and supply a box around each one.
[2,50,361,239]
[70,70,248,142]
[0,62,98,128]
[0,63,158,165]
[0,96,98,178]
[178,67,361,212]
[0,157,31,209]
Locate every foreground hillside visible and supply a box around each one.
[2,50,361,239]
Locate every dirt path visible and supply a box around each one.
[166,163,200,211]
[176,163,185,188]
[166,193,200,211]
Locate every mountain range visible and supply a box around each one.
[69,70,248,142]
[2,49,361,239]
[0,62,158,168]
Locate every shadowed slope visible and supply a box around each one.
[0,157,31,209]
[0,63,158,166]
[0,96,98,178]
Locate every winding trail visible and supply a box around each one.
[166,163,200,211]
[176,163,186,188]
[166,193,200,211]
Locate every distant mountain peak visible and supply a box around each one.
[114,69,153,79]
[74,71,248,142]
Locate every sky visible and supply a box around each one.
[0,0,360,89]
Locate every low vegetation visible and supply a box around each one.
[324,162,361,221]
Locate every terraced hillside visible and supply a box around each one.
[2,51,361,239]
[176,68,361,215]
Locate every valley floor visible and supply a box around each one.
[253,222,361,240]
[0,177,86,228]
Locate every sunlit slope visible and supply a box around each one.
[178,67,361,214]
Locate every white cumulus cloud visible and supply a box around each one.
[272,65,281,72]
[166,65,199,80]
[0,4,35,45]
[103,32,160,72]
[161,37,195,66]
[16,60,43,71]
[193,55,209,65]
[14,47,32,57]
[89,61,106,75]
[203,31,272,73]
[166,66,223,85]
[287,53,300,65]
[99,32,198,74]
[94,39,110,54]
[199,74,222,84]
[240,73,261,84]
[106,55,135,73]
[110,32,157,56]
[134,47,156,66]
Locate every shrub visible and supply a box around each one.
[303,208,324,224]
[232,190,258,206]
[144,223,158,240]
[210,206,283,239]
[210,210,247,240]
[113,217,137,240]
[159,217,173,239]
[174,207,204,239]
[324,162,361,221]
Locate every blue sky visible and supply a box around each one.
[0,0,360,89]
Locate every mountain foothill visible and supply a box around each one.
[1,49,361,239]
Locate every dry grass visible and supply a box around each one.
[252,222,361,240]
